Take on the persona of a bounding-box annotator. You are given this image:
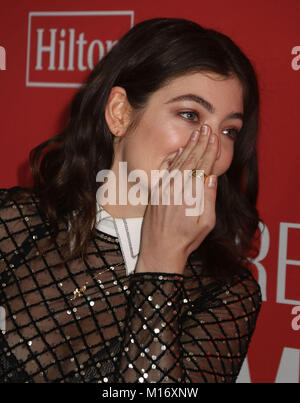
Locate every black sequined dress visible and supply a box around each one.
[0,187,262,383]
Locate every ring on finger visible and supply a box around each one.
[191,169,208,183]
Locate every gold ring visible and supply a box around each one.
[191,169,208,183]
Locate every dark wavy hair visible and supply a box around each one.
[23,18,263,280]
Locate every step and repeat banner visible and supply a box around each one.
[0,0,299,383]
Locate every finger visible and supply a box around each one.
[195,133,219,177]
[171,124,212,171]
[179,129,218,178]
[198,174,218,225]
[168,128,201,170]
[159,149,181,171]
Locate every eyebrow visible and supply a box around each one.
[165,93,244,122]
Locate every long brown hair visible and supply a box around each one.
[23,18,263,280]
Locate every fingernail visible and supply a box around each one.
[177,147,183,155]
[208,175,217,188]
[191,130,200,141]
[201,125,209,136]
[209,134,216,143]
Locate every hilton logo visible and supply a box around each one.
[26,11,134,87]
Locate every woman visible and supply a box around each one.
[0,18,263,383]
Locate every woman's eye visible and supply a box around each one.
[179,111,199,121]
[222,128,239,140]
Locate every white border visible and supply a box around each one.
[26,11,135,88]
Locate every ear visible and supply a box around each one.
[104,86,133,139]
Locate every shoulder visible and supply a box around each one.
[0,186,47,271]
[185,256,262,318]
[215,263,262,310]
[0,186,42,225]
[228,264,262,307]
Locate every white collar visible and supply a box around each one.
[95,204,144,276]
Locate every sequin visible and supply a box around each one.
[0,193,262,384]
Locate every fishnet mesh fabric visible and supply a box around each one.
[0,187,262,383]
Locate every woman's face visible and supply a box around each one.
[112,71,244,187]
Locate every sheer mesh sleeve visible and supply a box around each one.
[113,266,261,383]
[115,272,185,382]
[0,187,262,383]
[180,269,262,383]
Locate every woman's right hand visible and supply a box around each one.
[135,124,219,275]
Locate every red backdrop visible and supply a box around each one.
[0,0,299,383]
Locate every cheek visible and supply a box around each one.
[142,110,190,150]
[151,121,190,155]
